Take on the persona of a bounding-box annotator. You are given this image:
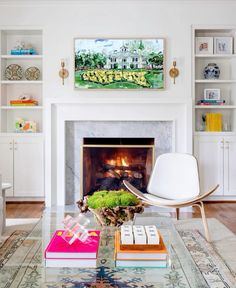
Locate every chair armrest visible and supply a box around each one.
[123,180,219,208]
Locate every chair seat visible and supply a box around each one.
[144,193,197,205]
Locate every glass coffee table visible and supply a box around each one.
[0,207,209,288]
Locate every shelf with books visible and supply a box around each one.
[0,28,43,136]
[193,26,236,136]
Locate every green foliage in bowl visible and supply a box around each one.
[87,190,138,209]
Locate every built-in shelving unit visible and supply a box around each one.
[0,29,43,134]
[193,27,236,134]
[0,28,44,200]
[193,26,236,200]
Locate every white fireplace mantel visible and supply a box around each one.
[45,96,192,207]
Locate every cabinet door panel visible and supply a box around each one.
[14,138,44,197]
[224,137,236,196]
[194,136,223,195]
[0,138,13,197]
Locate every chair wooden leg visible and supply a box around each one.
[176,208,180,220]
[193,202,211,242]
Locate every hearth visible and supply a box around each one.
[82,138,155,197]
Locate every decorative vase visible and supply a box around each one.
[204,63,220,79]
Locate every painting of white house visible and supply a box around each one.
[74,39,164,89]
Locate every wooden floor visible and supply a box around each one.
[6,202,236,234]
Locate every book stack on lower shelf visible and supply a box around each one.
[44,230,100,267]
[10,99,38,106]
[115,225,168,268]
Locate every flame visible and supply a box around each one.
[106,156,130,167]
[121,157,129,167]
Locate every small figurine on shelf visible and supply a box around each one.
[15,118,37,133]
[11,40,37,55]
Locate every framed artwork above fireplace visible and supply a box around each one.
[74,38,164,89]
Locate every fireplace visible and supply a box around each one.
[81,138,155,197]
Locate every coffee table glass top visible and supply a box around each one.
[1,207,208,288]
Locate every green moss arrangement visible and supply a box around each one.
[87,190,138,209]
[77,190,144,226]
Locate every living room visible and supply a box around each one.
[0,0,236,287]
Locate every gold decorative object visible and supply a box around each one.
[59,59,69,85]
[169,61,179,84]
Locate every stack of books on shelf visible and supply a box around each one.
[197,99,225,106]
[44,230,100,267]
[205,112,222,131]
[115,225,168,268]
[10,99,38,106]
[11,48,37,55]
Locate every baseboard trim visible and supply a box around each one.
[6,198,45,203]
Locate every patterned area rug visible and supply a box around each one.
[0,219,235,288]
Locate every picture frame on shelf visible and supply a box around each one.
[204,88,221,100]
[195,37,213,54]
[214,37,233,54]
[74,38,164,89]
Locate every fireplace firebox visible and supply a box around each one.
[81,138,155,197]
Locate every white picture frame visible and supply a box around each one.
[214,37,233,54]
[204,88,221,100]
[195,37,213,54]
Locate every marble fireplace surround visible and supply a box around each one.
[45,97,192,207]
[66,121,173,204]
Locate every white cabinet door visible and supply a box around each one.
[14,138,44,197]
[194,136,223,195]
[224,137,236,196]
[0,137,13,197]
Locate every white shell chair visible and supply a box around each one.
[123,153,219,242]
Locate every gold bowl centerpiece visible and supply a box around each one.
[77,190,144,226]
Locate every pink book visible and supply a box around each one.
[45,230,100,259]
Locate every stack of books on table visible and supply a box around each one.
[44,230,100,267]
[115,225,168,268]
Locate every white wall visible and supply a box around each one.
[1,0,236,205]
[0,0,236,101]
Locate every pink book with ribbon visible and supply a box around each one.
[45,230,100,259]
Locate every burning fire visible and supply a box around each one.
[105,155,132,177]
[106,156,129,167]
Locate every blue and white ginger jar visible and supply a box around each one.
[204,63,220,79]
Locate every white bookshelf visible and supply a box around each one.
[0,28,43,134]
[193,27,236,134]
[193,26,236,200]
